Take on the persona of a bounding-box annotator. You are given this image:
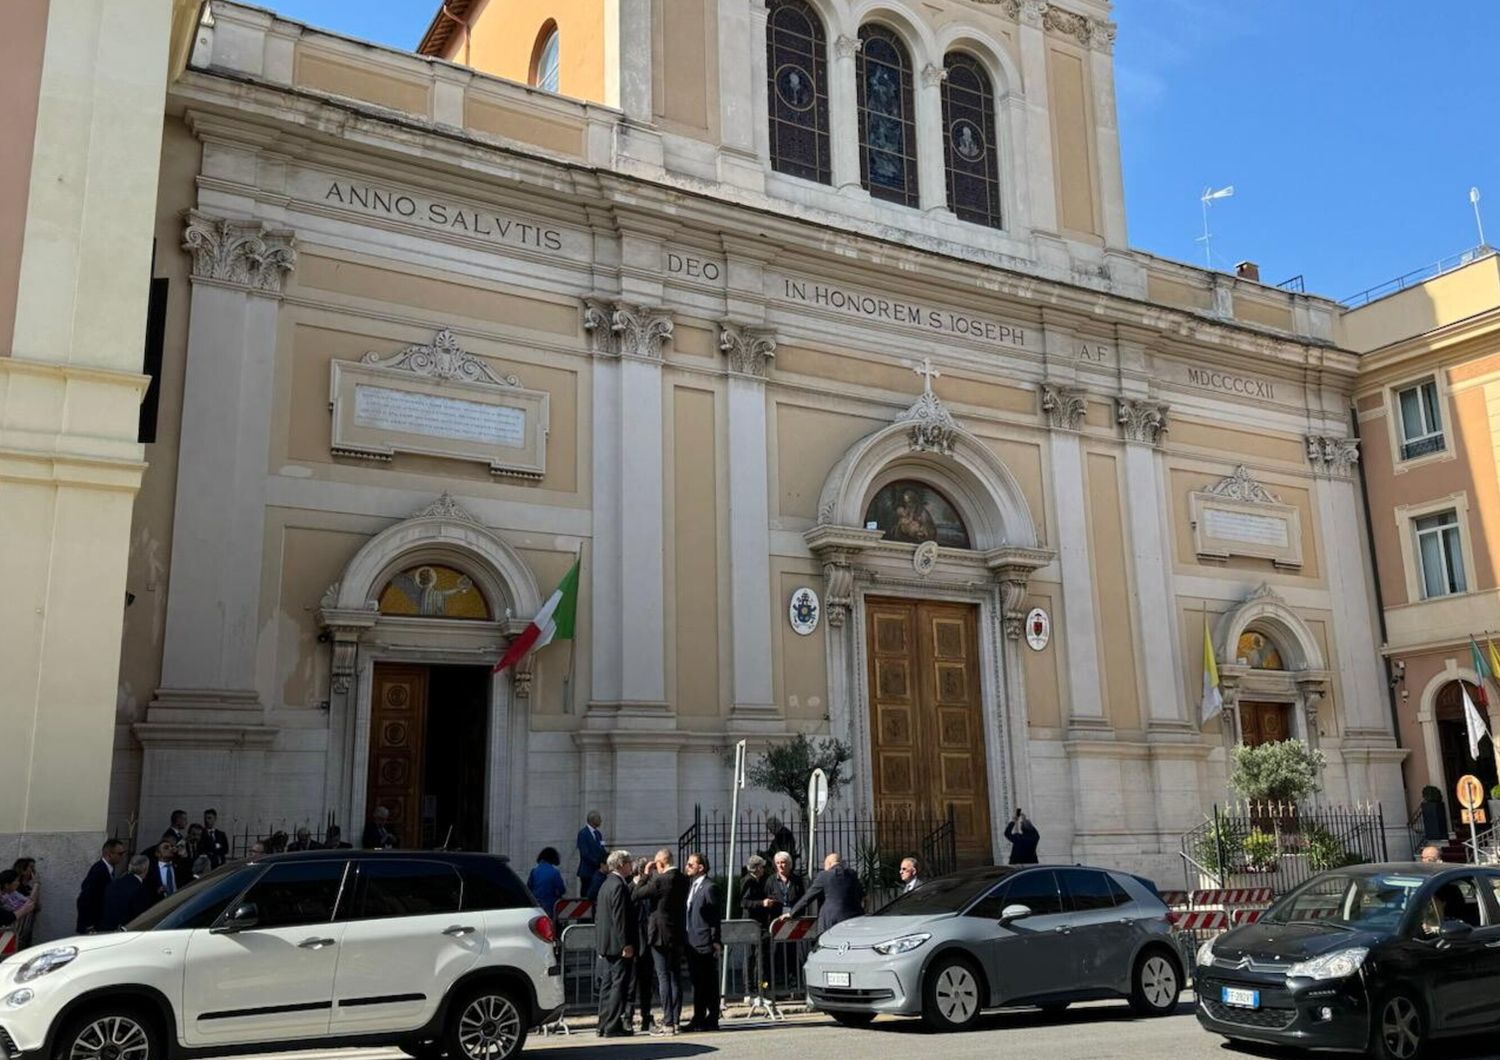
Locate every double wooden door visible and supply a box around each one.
[1239,701,1291,747]
[865,598,991,865]
[368,664,430,847]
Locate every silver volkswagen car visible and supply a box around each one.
[803,865,1181,1031]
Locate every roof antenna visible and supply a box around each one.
[1198,185,1234,269]
[1471,187,1487,249]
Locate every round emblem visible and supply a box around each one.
[774,64,816,111]
[913,540,940,577]
[950,118,986,162]
[838,940,850,954]
[1025,607,1051,652]
[789,586,820,636]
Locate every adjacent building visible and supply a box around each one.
[1346,247,1500,831]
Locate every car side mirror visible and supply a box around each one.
[1439,919,1474,940]
[999,903,1033,926]
[212,902,258,934]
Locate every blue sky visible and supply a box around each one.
[263,0,1500,302]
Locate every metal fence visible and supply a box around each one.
[677,804,957,910]
[1179,801,1388,895]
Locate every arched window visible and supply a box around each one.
[530,22,560,93]
[856,24,918,207]
[766,0,830,184]
[1235,630,1284,670]
[941,52,1002,228]
[864,480,970,548]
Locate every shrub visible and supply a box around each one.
[1242,829,1279,871]
[1304,824,1363,872]
[1230,739,1326,804]
[745,733,853,817]
[1195,819,1245,875]
[854,839,901,898]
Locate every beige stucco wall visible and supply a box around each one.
[0,0,49,354]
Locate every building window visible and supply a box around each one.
[530,22,560,93]
[1414,509,1467,598]
[856,24,918,208]
[941,53,1001,228]
[766,0,830,184]
[1396,378,1445,460]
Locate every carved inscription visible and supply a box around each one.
[1202,508,1289,549]
[774,274,1032,349]
[319,179,568,252]
[354,385,527,449]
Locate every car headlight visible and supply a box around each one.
[1286,947,1368,981]
[872,933,931,956]
[4,988,35,1009]
[17,946,78,983]
[1195,938,1217,967]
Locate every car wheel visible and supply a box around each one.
[1371,991,1425,1060]
[829,1011,876,1028]
[922,955,984,1032]
[444,985,528,1060]
[1128,948,1181,1016]
[56,1006,162,1060]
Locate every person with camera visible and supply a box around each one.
[1004,808,1041,864]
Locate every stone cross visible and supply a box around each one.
[911,357,941,394]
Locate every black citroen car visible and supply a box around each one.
[1195,862,1500,1059]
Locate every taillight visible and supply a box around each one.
[529,914,557,944]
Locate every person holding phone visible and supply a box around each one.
[1004,809,1040,864]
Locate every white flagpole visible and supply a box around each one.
[722,740,747,997]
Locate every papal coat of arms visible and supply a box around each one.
[789,587,820,636]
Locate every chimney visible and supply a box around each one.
[1235,260,1261,283]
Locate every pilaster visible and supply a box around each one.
[1017,1,1059,232]
[155,211,295,706]
[830,35,865,192]
[1045,425,1105,726]
[916,63,949,214]
[720,323,778,723]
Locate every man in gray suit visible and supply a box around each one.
[784,852,865,935]
[593,850,638,1038]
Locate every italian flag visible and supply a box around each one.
[493,560,579,673]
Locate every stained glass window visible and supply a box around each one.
[856,24,918,208]
[766,0,831,184]
[942,53,1002,228]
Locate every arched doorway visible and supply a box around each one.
[1214,584,1331,754]
[1233,628,1293,747]
[1435,680,1498,828]
[319,494,542,854]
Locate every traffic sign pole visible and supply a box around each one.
[807,768,828,872]
[1458,775,1484,863]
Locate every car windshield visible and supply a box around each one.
[1264,871,1427,931]
[125,863,259,932]
[873,868,1013,916]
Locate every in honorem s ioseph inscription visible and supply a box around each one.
[1203,508,1289,548]
[354,385,527,449]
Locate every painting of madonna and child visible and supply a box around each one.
[864,480,972,549]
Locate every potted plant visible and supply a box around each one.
[1241,828,1279,873]
[1229,738,1327,806]
[1420,784,1448,840]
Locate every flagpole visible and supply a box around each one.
[564,549,582,714]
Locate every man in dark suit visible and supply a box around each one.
[141,838,181,907]
[100,855,153,930]
[576,811,606,896]
[682,851,722,1032]
[784,851,865,936]
[200,809,230,868]
[75,839,126,933]
[362,806,398,849]
[632,848,689,1035]
[594,850,638,1038]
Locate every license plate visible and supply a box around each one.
[1221,987,1260,1009]
[826,971,852,988]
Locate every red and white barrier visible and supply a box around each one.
[771,916,817,942]
[1170,910,1228,931]
[553,899,594,922]
[1158,891,1189,908]
[1193,887,1273,907]
[0,930,15,958]
[1230,908,1265,926]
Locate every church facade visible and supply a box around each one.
[115,0,1405,880]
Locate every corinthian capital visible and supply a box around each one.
[1305,434,1361,478]
[834,34,863,59]
[1039,383,1087,432]
[719,323,777,378]
[182,210,296,295]
[582,299,674,360]
[1116,397,1169,447]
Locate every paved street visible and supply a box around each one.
[226,999,1500,1060]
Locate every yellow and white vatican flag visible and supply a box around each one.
[1201,619,1223,724]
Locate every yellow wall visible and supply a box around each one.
[1085,450,1141,729]
[457,0,607,103]
[672,384,721,718]
[1342,254,1500,353]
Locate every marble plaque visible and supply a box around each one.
[1201,508,1290,549]
[1191,492,1302,570]
[354,385,527,448]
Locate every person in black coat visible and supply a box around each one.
[627,857,656,1032]
[631,849,689,1035]
[100,855,153,931]
[784,852,864,936]
[682,852,723,1032]
[75,839,126,933]
[141,839,182,907]
[1004,810,1041,864]
[361,806,398,850]
[761,816,798,870]
[765,851,806,918]
[200,809,230,868]
[593,851,638,1038]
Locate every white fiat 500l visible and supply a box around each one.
[0,851,561,1060]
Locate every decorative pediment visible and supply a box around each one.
[360,329,520,388]
[1205,465,1282,505]
[895,358,959,455]
[410,491,483,525]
